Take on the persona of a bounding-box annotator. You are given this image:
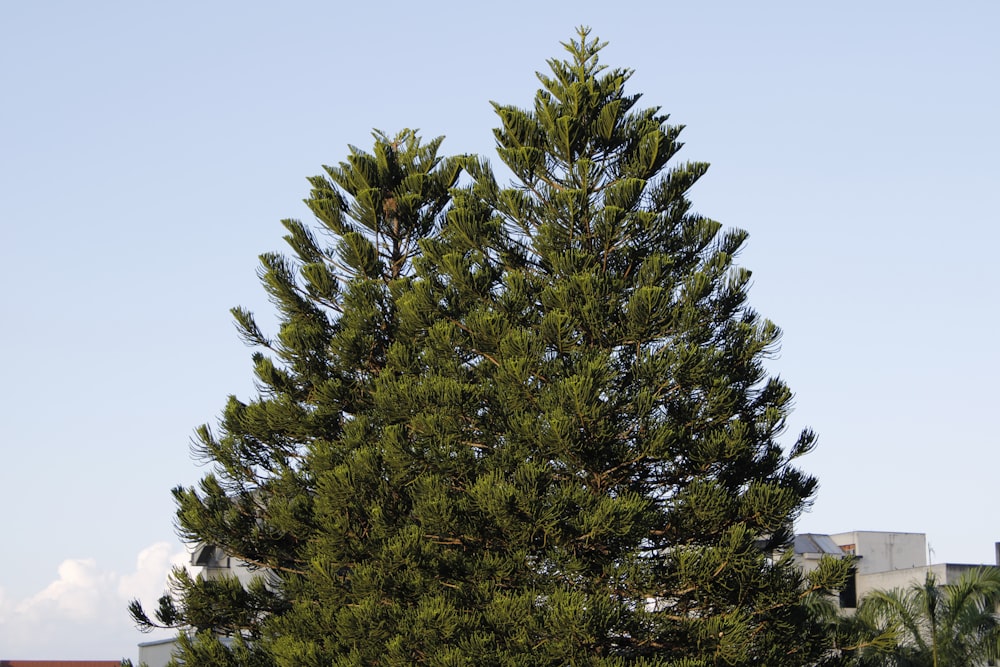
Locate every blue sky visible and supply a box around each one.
[1,1,997,660]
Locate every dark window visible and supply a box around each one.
[839,567,858,609]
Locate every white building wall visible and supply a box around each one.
[138,637,179,667]
[830,531,926,575]
[855,564,941,600]
[136,546,256,665]
[854,563,995,610]
[203,557,257,585]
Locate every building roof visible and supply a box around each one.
[794,533,844,557]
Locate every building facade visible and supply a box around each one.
[794,530,1000,609]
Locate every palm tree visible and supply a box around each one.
[847,566,1000,667]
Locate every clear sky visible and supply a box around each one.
[1,0,997,660]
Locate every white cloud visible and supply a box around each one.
[0,541,187,660]
[16,557,115,621]
[118,541,191,605]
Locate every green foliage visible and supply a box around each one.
[128,129,460,665]
[132,28,842,666]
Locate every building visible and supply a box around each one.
[136,638,181,667]
[793,530,1000,609]
[135,545,252,667]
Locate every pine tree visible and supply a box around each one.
[129,129,462,664]
[362,28,845,665]
[132,29,846,666]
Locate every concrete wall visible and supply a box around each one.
[137,637,178,667]
[831,531,927,575]
[202,558,257,586]
[855,564,940,600]
[139,635,236,667]
[855,563,996,608]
